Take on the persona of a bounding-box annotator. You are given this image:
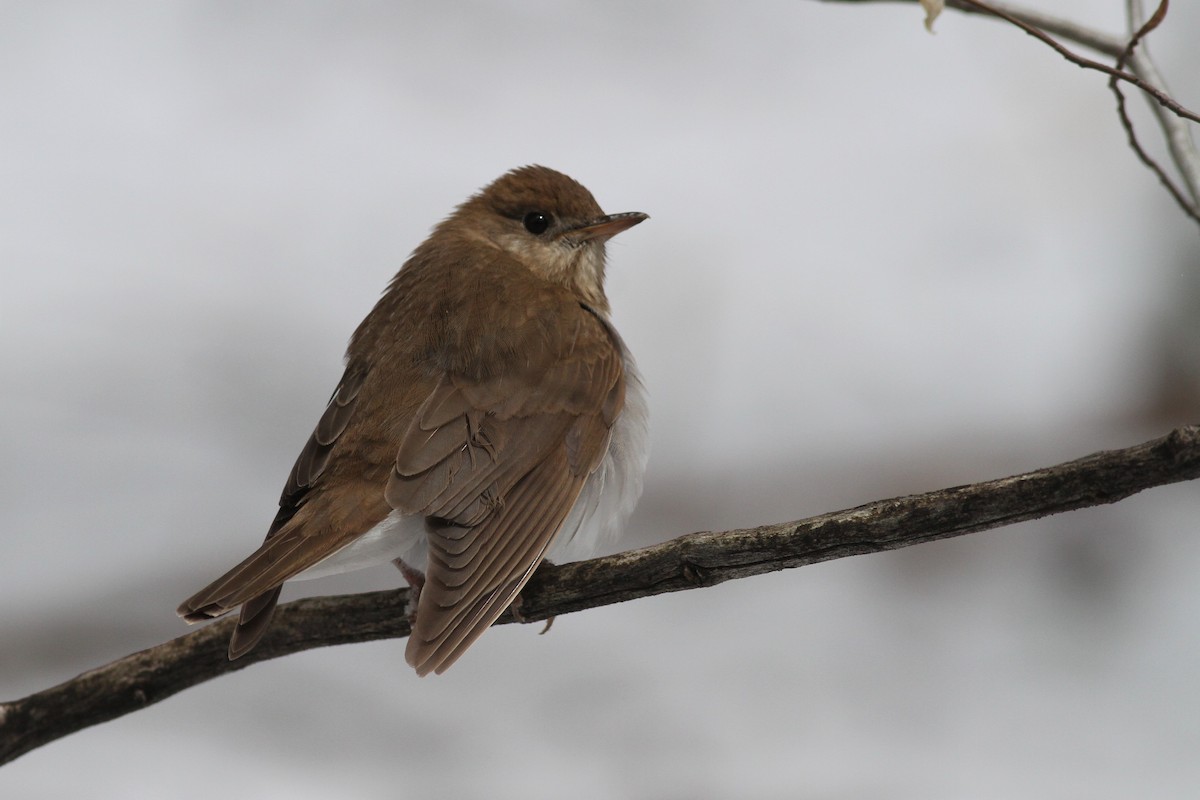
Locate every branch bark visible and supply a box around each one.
[4,425,1200,766]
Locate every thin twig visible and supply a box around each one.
[950,0,1197,122]
[825,0,1125,56]
[4,425,1200,766]
[1109,1,1200,223]
[819,0,1200,223]
[942,0,1122,56]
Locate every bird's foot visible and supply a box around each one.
[393,558,425,625]
[508,592,528,623]
[507,594,555,633]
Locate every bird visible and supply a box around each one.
[177,165,649,676]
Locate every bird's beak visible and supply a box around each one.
[568,212,649,243]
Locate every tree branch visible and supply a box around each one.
[822,0,1124,56]
[1114,0,1200,212]
[3,425,1200,766]
[819,0,1200,223]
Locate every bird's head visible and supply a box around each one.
[447,165,647,311]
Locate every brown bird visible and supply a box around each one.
[177,166,649,676]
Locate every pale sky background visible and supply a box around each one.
[3,2,1200,798]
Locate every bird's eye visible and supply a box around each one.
[523,211,552,235]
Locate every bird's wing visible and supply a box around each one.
[176,366,390,656]
[390,308,626,675]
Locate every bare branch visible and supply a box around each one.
[820,0,1120,54]
[819,0,1200,221]
[4,425,1200,766]
[1131,61,1200,210]
[1119,0,1200,207]
[955,0,1196,122]
[1109,1,1200,223]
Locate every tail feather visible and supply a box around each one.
[229,588,282,659]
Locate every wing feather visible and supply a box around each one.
[407,450,583,674]
[284,368,367,497]
[395,307,627,675]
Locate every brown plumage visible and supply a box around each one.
[177,166,649,675]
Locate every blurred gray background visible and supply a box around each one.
[3,1,1199,797]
